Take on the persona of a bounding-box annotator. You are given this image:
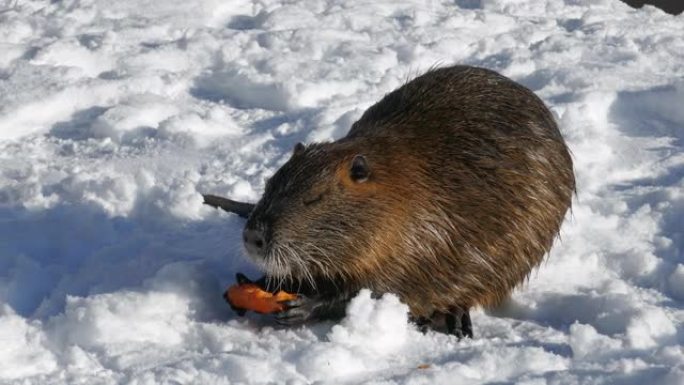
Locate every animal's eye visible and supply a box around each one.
[303,192,324,206]
[350,155,370,183]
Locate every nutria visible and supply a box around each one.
[205,65,575,337]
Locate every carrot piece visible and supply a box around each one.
[226,283,298,314]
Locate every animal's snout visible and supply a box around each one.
[243,227,266,257]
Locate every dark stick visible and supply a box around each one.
[202,194,255,218]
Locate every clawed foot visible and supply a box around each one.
[445,310,472,339]
[414,308,473,339]
[276,292,350,326]
[274,295,322,325]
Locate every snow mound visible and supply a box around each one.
[0,306,57,381]
[298,291,413,381]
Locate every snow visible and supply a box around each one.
[0,0,683,383]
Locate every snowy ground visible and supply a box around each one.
[1,0,683,384]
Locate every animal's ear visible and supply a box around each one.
[350,155,370,183]
[293,142,305,156]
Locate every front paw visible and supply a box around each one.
[273,296,322,326]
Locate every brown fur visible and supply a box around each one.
[244,65,575,318]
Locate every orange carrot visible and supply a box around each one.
[226,283,298,314]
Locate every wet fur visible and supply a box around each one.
[245,65,575,320]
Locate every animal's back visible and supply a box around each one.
[348,66,562,141]
[345,65,574,313]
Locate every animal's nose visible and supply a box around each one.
[243,228,265,256]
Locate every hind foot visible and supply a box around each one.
[446,309,472,339]
[413,308,473,339]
